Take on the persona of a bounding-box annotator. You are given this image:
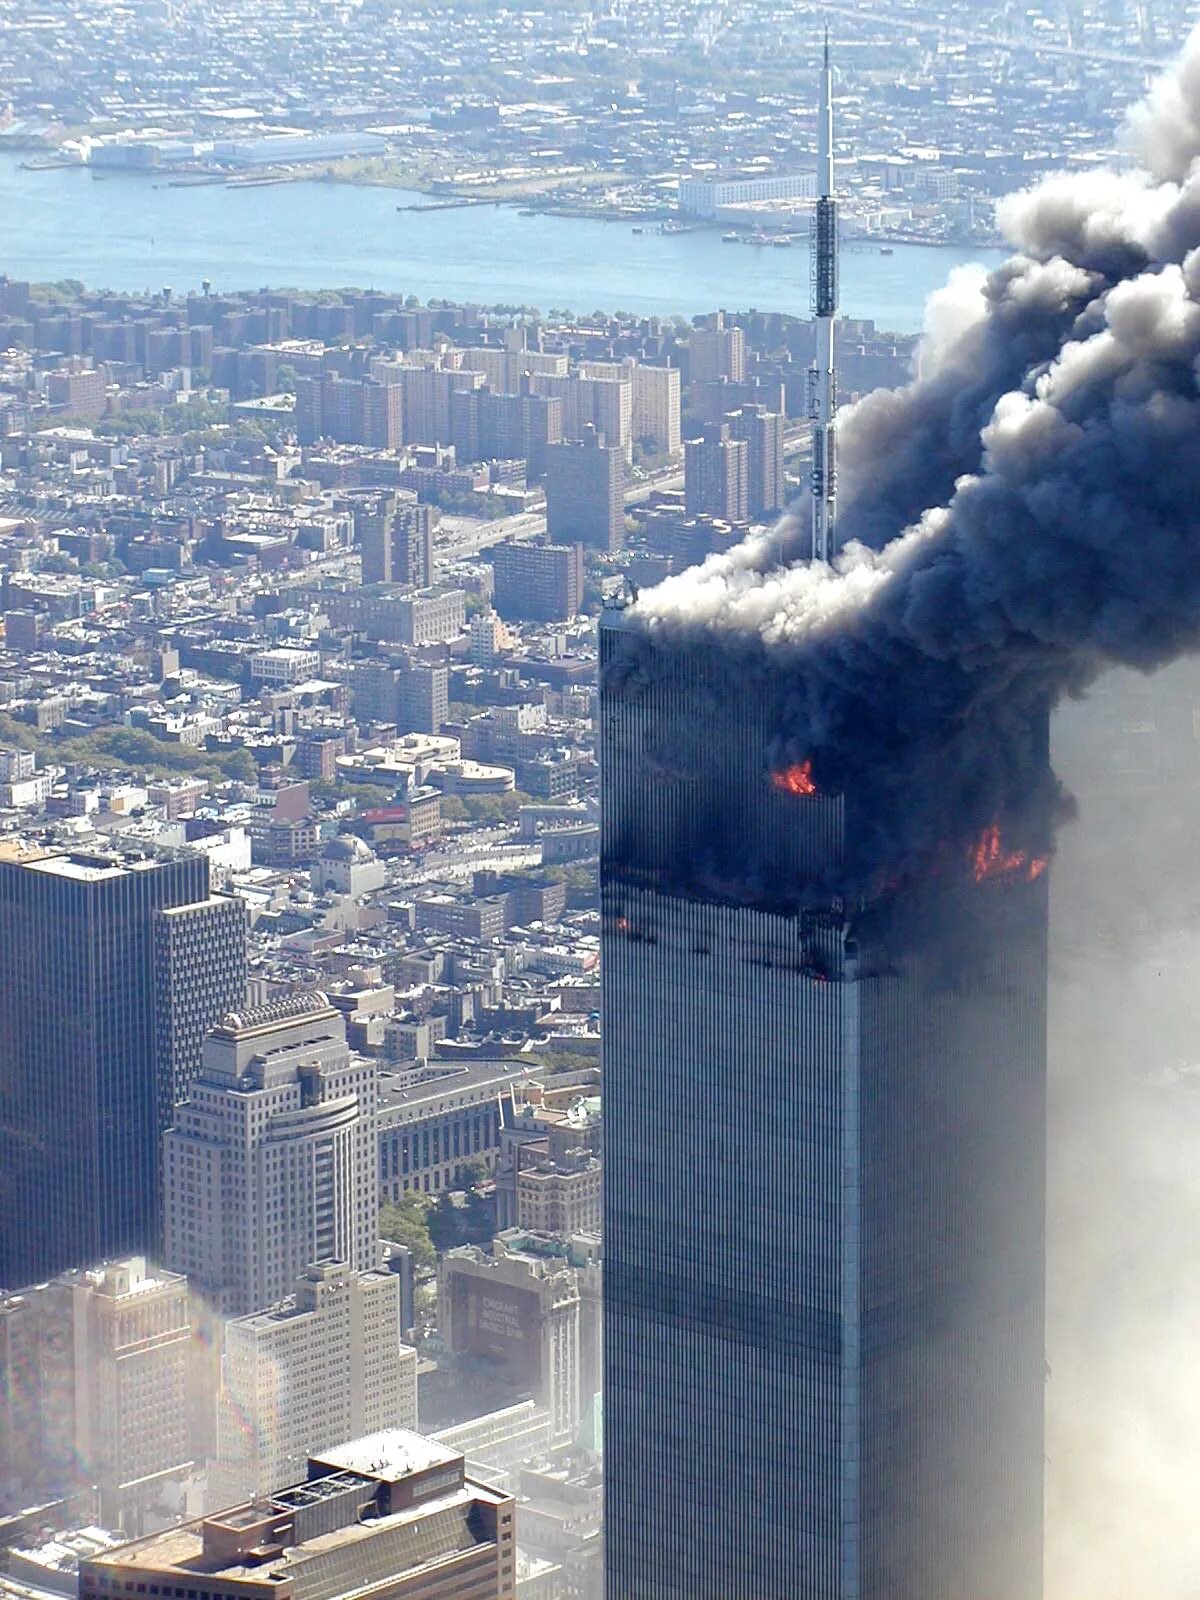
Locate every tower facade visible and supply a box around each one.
[600,614,1047,1599]
[545,426,624,553]
[162,994,380,1317]
[0,842,232,1286]
[684,422,750,523]
[216,1262,417,1502]
[0,1256,192,1529]
[153,893,247,1132]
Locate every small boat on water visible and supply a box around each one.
[632,226,644,234]
[880,246,895,255]
[721,231,739,242]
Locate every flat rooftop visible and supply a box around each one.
[311,1429,459,1481]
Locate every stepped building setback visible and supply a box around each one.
[163,994,380,1317]
[79,1430,517,1600]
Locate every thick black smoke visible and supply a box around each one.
[610,27,1200,894]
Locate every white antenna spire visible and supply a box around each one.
[810,24,838,564]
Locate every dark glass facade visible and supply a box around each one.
[0,849,213,1287]
[601,614,1047,1600]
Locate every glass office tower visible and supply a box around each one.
[0,843,244,1287]
[601,611,1047,1600]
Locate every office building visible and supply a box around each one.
[684,422,749,523]
[153,895,247,1133]
[728,402,786,519]
[440,1233,594,1444]
[0,1256,191,1529]
[490,542,584,623]
[600,610,1048,1598]
[678,171,817,216]
[216,1263,418,1502]
[687,312,746,386]
[545,428,623,554]
[377,1060,541,1201]
[0,842,238,1287]
[80,1431,516,1600]
[249,648,322,687]
[163,994,380,1317]
[357,494,434,588]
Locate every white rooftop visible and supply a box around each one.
[311,1428,460,1482]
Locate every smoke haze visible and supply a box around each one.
[607,28,1200,1594]
[613,25,1200,895]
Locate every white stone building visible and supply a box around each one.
[215,1262,417,1502]
[162,994,379,1317]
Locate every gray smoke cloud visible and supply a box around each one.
[611,24,1200,892]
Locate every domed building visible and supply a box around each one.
[311,833,386,897]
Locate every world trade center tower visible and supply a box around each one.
[600,607,1048,1600]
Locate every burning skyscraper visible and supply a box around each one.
[602,23,1200,1600]
[601,612,1049,1598]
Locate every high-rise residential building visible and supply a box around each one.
[351,660,448,735]
[162,994,380,1317]
[216,1262,418,1502]
[468,609,513,666]
[579,360,681,459]
[373,362,485,446]
[80,1431,517,1600]
[545,427,623,553]
[397,661,450,734]
[530,373,633,460]
[451,386,563,480]
[0,1256,191,1529]
[684,422,749,523]
[687,311,746,386]
[458,346,568,391]
[727,402,786,519]
[490,541,584,622]
[295,373,402,449]
[600,610,1048,1599]
[0,842,242,1287]
[631,362,681,458]
[357,494,435,588]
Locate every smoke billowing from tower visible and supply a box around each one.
[611,26,1200,894]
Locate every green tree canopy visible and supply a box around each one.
[379,1193,436,1274]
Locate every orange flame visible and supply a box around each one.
[970,825,1049,884]
[771,760,817,797]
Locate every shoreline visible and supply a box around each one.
[7,147,1003,253]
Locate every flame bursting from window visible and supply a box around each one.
[970,825,1049,884]
[771,760,817,797]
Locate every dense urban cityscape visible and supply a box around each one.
[2,0,1197,242]
[2,2,1200,1599]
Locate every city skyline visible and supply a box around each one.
[3,11,1200,1600]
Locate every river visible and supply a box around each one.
[0,154,1006,333]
